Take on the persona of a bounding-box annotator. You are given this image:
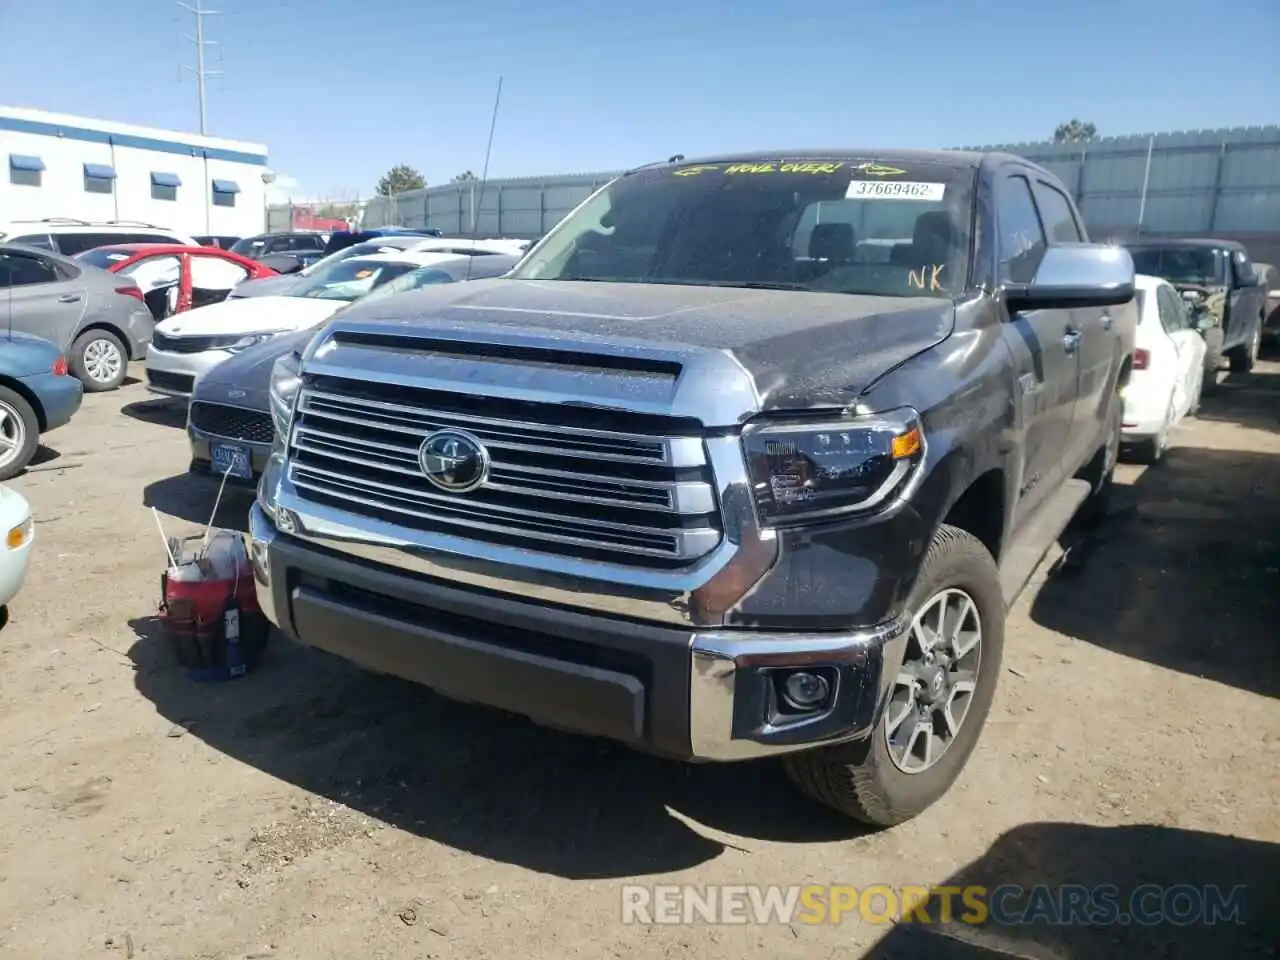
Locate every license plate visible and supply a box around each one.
[210,442,252,480]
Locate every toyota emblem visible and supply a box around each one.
[418,428,490,493]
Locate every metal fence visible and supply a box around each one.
[266,198,368,234]
[963,125,1280,262]
[359,171,620,240]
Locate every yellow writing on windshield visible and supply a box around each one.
[720,161,845,175]
[672,165,720,177]
[908,264,946,291]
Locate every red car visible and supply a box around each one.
[76,244,279,322]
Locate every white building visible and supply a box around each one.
[1,105,270,237]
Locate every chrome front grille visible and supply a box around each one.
[285,376,723,567]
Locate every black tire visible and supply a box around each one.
[783,525,1005,827]
[69,329,129,392]
[1227,322,1261,374]
[0,386,40,482]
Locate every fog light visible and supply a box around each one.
[781,670,831,710]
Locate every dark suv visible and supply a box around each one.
[1126,238,1269,375]
[250,149,1137,827]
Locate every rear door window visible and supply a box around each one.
[54,232,130,256]
[8,233,55,251]
[0,251,60,286]
[1030,181,1084,242]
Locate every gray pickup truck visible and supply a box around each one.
[249,149,1136,827]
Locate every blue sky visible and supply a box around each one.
[1,0,1275,199]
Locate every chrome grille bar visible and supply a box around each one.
[286,383,723,564]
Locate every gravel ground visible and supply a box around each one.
[0,360,1276,960]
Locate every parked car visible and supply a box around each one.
[194,235,241,250]
[187,253,520,482]
[251,149,1138,827]
[0,483,34,620]
[229,232,327,262]
[75,244,278,323]
[0,219,199,256]
[0,330,83,480]
[1125,239,1268,375]
[321,227,442,256]
[229,236,454,300]
[146,250,474,398]
[0,243,156,392]
[1119,274,1207,463]
[1255,262,1280,347]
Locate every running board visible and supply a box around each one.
[998,478,1092,607]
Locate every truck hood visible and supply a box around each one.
[339,279,954,411]
[157,295,343,337]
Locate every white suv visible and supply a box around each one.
[0,219,199,256]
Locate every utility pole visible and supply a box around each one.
[177,0,222,134]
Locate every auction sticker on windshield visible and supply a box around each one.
[846,181,946,201]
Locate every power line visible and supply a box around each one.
[177,0,223,135]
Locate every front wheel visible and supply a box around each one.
[0,386,40,482]
[70,329,128,392]
[783,525,1005,827]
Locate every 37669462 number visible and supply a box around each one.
[846,180,946,201]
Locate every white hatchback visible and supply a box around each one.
[1120,274,1208,463]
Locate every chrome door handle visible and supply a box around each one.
[57,294,81,303]
[1100,312,1113,330]
[1063,329,1082,354]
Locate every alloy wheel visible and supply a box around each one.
[0,401,27,471]
[885,587,983,774]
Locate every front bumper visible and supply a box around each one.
[145,347,233,398]
[248,501,906,761]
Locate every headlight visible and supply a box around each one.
[269,351,302,441]
[741,407,925,527]
[222,332,277,353]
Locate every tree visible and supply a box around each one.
[1053,119,1097,143]
[376,164,426,196]
[452,170,479,183]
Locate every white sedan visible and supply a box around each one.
[144,251,470,398]
[0,485,34,619]
[1120,273,1208,464]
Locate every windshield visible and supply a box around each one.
[229,236,266,257]
[289,257,422,301]
[358,267,457,305]
[1128,246,1224,286]
[76,248,135,270]
[511,158,975,298]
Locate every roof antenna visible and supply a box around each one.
[465,76,504,282]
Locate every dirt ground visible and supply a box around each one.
[0,360,1277,960]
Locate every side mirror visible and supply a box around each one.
[1003,244,1136,311]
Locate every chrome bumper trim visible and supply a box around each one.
[688,620,908,760]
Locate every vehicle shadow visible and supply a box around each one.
[1191,366,1280,435]
[1031,368,1280,698]
[124,616,862,881]
[142,473,253,533]
[861,820,1278,959]
[121,397,187,429]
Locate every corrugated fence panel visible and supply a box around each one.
[967,126,1280,242]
